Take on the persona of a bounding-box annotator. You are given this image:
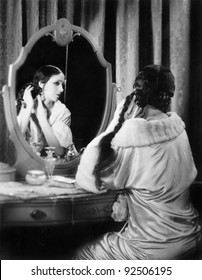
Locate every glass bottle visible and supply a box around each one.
[44,147,56,181]
[66,144,75,161]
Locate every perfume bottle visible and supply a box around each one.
[44,147,56,181]
[66,144,75,161]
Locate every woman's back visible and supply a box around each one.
[74,65,201,260]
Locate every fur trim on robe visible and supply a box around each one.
[75,112,186,193]
[111,112,185,148]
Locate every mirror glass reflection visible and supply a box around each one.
[15,33,107,163]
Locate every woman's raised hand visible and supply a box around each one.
[23,85,34,109]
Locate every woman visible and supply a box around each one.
[17,65,73,157]
[74,65,201,259]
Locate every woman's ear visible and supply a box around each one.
[38,81,44,89]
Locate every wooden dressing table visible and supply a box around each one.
[0,181,120,259]
[0,181,118,229]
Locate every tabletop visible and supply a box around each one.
[0,179,119,228]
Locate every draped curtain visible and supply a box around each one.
[1,0,202,179]
[115,0,190,120]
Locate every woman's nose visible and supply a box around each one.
[59,84,63,92]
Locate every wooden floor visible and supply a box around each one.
[0,220,122,260]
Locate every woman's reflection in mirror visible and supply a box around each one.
[16,65,76,159]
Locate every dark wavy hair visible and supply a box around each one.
[93,64,175,189]
[134,64,175,112]
[16,65,62,114]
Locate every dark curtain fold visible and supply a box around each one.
[188,0,202,180]
[0,0,202,180]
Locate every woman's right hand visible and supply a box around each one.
[23,85,34,110]
[36,95,48,121]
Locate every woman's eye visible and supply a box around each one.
[54,81,60,86]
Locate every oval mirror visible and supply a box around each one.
[2,18,114,179]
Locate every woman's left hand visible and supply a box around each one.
[111,194,128,222]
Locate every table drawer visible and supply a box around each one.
[72,194,117,222]
[2,203,71,226]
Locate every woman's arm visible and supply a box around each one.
[36,96,65,156]
[17,86,34,136]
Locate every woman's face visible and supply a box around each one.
[42,73,65,103]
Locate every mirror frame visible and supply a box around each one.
[2,18,114,179]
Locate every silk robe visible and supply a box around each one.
[75,103,201,260]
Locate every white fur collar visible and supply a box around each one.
[111,112,185,148]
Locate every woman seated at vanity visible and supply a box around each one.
[74,65,201,260]
[17,65,74,158]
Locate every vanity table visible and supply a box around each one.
[0,181,118,229]
[0,181,120,259]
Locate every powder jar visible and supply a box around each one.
[25,170,47,185]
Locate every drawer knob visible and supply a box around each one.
[30,209,47,220]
